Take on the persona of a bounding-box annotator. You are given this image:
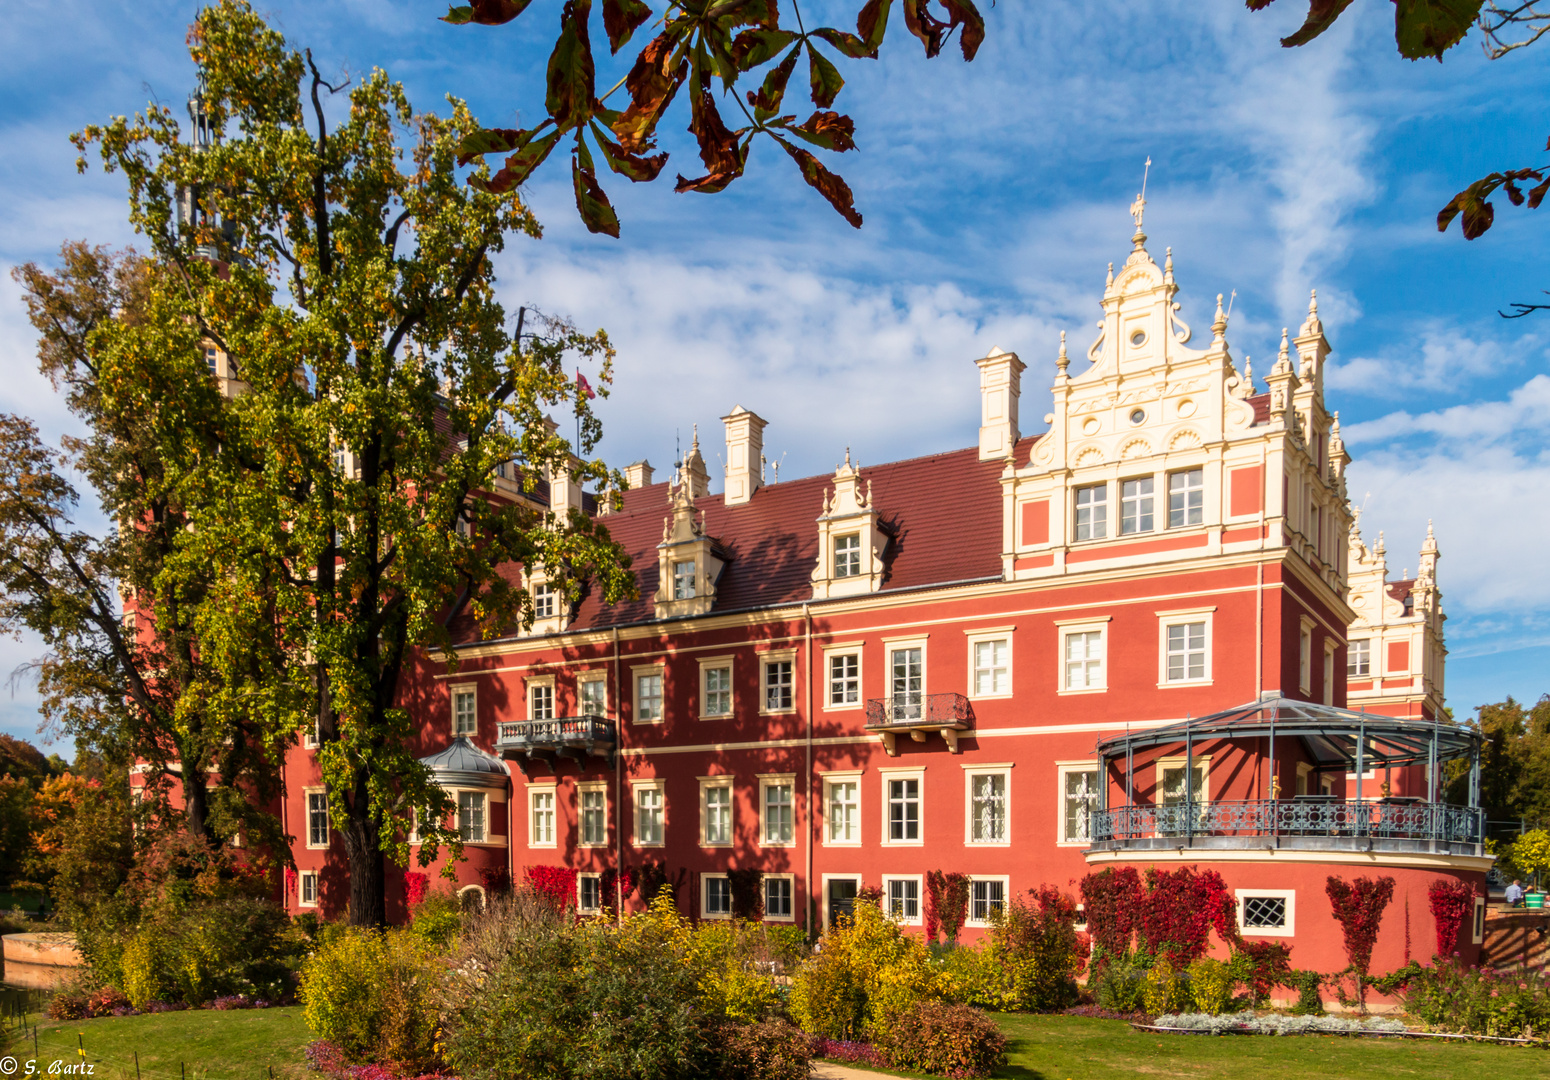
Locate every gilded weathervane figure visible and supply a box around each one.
[1130,156,1152,230]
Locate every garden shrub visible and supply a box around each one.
[403,872,429,909]
[934,943,1005,1010]
[988,885,1085,1012]
[298,927,442,1071]
[1092,952,1146,1013]
[765,923,811,971]
[872,1000,1007,1079]
[1232,940,1292,1005]
[1136,867,1238,965]
[790,896,937,1042]
[1141,956,1189,1017]
[1079,866,1143,965]
[1153,1012,1405,1036]
[712,1019,812,1080]
[408,886,462,951]
[523,865,578,911]
[692,919,783,1024]
[1283,969,1326,1016]
[1185,957,1235,1015]
[1324,874,1394,1012]
[113,897,298,1008]
[1395,962,1550,1038]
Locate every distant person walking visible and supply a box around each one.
[1505,879,1525,907]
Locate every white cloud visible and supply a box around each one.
[1343,373,1550,445]
[1328,323,1539,397]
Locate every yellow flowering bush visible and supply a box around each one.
[298,927,442,1071]
[1187,956,1237,1015]
[790,898,938,1041]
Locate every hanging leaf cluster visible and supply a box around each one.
[444,0,987,233]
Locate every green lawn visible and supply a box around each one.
[15,1007,311,1080]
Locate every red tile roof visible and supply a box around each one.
[1248,393,1271,425]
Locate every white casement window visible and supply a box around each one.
[885,774,922,844]
[825,776,860,844]
[672,559,696,600]
[1348,639,1371,678]
[1295,762,1314,796]
[1236,889,1296,937]
[1061,626,1106,691]
[1162,619,1209,684]
[455,516,472,540]
[969,636,1010,698]
[1059,764,1101,844]
[1158,758,1209,829]
[764,874,795,921]
[763,657,794,713]
[834,533,861,578]
[1120,476,1154,535]
[303,717,319,750]
[701,781,733,846]
[1168,467,1204,528]
[205,346,220,375]
[1074,483,1108,541]
[634,668,664,723]
[457,790,487,843]
[532,582,557,619]
[299,870,319,907]
[760,777,795,846]
[967,877,1008,925]
[578,873,603,913]
[1472,896,1487,945]
[1323,643,1337,705]
[579,676,607,716]
[530,682,555,722]
[579,785,607,847]
[828,652,860,707]
[888,646,924,719]
[633,781,665,846]
[966,769,1009,845]
[306,790,329,848]
[529,787,556,846]
[883,876,922,925]
[452,686,477,737]
[701,661,733,718]
[702,874,732,919]
[1299,621,1313,692]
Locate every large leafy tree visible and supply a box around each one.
[1446,694,1550,825]
[74,0,635,925]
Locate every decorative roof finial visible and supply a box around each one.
[1300,287,1323,337]
[1057,330,1069,376]
[1164,246,1174,280]
[844,446,852,469]
[1129,156,1151,249]
[1275,327,1291,372]
[691,423,699,451]
[1105,261,1114,289]
[1212,293,1226,341]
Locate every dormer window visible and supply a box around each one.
[834,534,861,578]
[1074,484,1108,541]
[533,583,557,619]
[673,560,696,600]
[1120,478,1154,535]
[205,347,220,375]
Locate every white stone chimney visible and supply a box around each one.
[976,347,1025,461]
[721,405,767,506]
[541,415,581,518]
[624,460,655,489]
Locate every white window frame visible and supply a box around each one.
[303,716,319,750]
[451,683,478,737]
[758,774,797,848]
[882,874,924,926]
[528,783,557,848]
[528,675,556,722]
[822,772,862,846]
[834,532,862,578]
[1167,467,1204,529]
[672,558,696,600]
[577,872,603,914]
[631,778,665,847]
[699,656,735,719]
[299,870,319,908]
[823,645,863,711]
[305,788,330,849]
[1236,889,1296,938]
[1156,755,1211,826]
[633,663,665,725]
[821,873,863,931]
[1472,896,1487,945]
[532,581,558,620]
[963,764,1012,846]
[1323,641,1337,705]
[885,638,928,718]
[1299,617,1314,693]
[701,872,732,920]
[965,627,1014,700]
[763,873,796,922]
[1347,639,1372,679]
[1056,760,1102,846]
[760,650,797,715]
[1073,482,1108,541]
[1156,607,1214,687]
[881,767,924,847]
[965,875,1010,927]
[699,776,734,848]
[456,789,488,844]
[1296,761,1313,797]
[578,673,608,717]
[577,781,608,848]
[1119,475,1155,536]
[1057,617,1109,694]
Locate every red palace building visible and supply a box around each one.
[268,216,1487,974]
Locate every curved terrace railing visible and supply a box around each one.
[1089,798,1484,856]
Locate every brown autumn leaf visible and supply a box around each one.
[746,45,800,117]
[602,0,653,53]
[775,135,862,227]
[441,0,534,25]
[546,0,598,131]
[589,120,670,182]
[473,127,563,194]
[674,84,748,193]
[572,141,622,237]
[612,35,687,154]
[456,127,531,167]
[789,110,856,152]
[806,42,845,108]
[856,0,893,56]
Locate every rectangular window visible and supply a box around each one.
[887,777,920,842]
[1120,476,1154,535]
[762,781,794,845]
[532,583,557,619]
[703,665,732,717]
[1236,889,1296,937]
[299,871,319,907]
[764,876,794,920]
[968,773,1007,843]
[969,879,1006,924]
[703,784,732,846]
[828,653,860,706]
[834,533,861,578]
[972,638,1009,697]
[1323,645,1336,706]
[1061,767,1100,844]
[889,647,923,719]
[634,784,664,846]
[1160,762,1208,831]
[636,671,663,722]
[704,875,731,918]
[1074,483,1108,541]
[307,791,329,847]
[764,659,793,712]
[530,788,555,845]
[1165,621,1207,682]
[827,779,859,843]
[453,688,477,737]
[580,677,607,716]
[885,877,921,923]
[205,346,220,375]
[458,790,487,843]
[1168,468,1203,528]
[578,874,602,913]
[673,559,696,600]
[1063,630,1104,690]
[580,788,607,846]
[1347,639,1371,678]
[1299,626,1312,691]
[530,683,554,721]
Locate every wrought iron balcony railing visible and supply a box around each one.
[1086,798,1484,857]
[864,693,972,755]
[496,714,615,773]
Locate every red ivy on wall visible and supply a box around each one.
[1078,866,1142,960]
[599,865,638,909]
[926,871,970,944]
[1078,865,1236,965]
[284,867,297,899]
[1237,940,1293,1003]
[525,864,579,911]
[404,871,429,908]
[1427,878,1476,958]
[479,867,512,895]
[1325,875,1395,976]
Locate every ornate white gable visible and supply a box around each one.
[811,450,888,599]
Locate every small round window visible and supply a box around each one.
[1129,329,1146,346]
[1129,408,1146,425]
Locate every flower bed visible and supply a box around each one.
[1150,1012,1407,1037]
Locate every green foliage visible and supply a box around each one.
[1092,952,1147,1013]
[407,886,463,951]
[298,927,442,1071]
[988,886,1084,1012]
[934,943,1005,1010]
[871,999,1008,1079]
[711,1019,813,1080]
[789,897,937,1042]
[1396,962,1550,1038]
[1446,696,1550,824]
[691,920,784,1024]
[1284,969,1326,1017]
[1185,957,1236,1015]
[1247,0,1482,61]
[763,923,811,971]
[1141,956,1189,1017]
[1501,827,1550,885]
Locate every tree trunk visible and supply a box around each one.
[181,766,211,842]
[341,775,387,927]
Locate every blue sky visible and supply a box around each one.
[2,1,1548,756]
